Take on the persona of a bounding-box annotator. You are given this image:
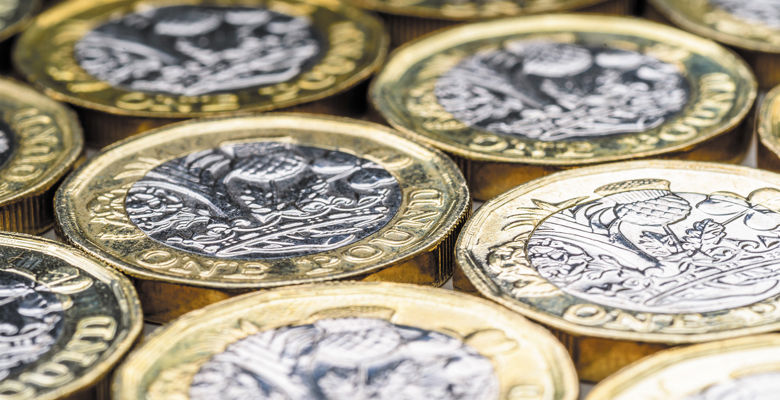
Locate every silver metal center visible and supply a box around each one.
[0,270,64,380]
[527,190,780,313]
[188,318,499,400]
[685,371,780,400]
[125,142,402,259]
[435,40,689,141]
[711,0,780,29]
[74,5,322,96]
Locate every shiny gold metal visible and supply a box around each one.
[0,78,83,234]
[759,86,780,171]
[0,231,142,400]
[588,334,780,399]
[371,14,757,201]
[347,0,634,47]
[114,282,578,400]
[0,0,39,43]
[55,114,470,323]
[457,160,780,382]
[649,0,780,88]
[13,0,387,147]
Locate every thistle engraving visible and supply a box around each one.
[125,142,401,259]
[685,371,780,400]
[188,318,498,400]
[74,5,322,96]
[711,0,780,29]
[0,270,64,380]
[435,40,689,141]
[524,180,780,313]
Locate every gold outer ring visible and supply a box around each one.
[648,0,780,88]
[348,0,634,46]
[55,114,470,322]
[0,232,142,400]
[0,78,83,234]
[13,0,388,147]
[0,0,39,43]
[113,282,579,400]
[457,160,780,381]
[587,334,780,399]
[371,14,757,200]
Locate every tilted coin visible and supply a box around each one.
[649,0,780,88]
[0,0,38,43]
[0,78,83,234]
[14,0,387,147]
[113,281,578,400]
[0,232,142,400]
[371,15,757,201]
[456,160,780,381]
[55,114,470,323]
[759,86,780,171]
[346,0,632,48]
[588,334,780,400]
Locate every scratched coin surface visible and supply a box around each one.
[14,0,386,118]
[588,334,780,400]
[0,78,83,234]
[55,114,469,322]
[457,160,780,380]
[0,232,141,400]
[372,14,754,164]
[113,282,578,400]
[650,0,780,53]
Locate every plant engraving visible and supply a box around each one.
[74,5,322,96]
[435,40,689,141]
[125,142,401,259]
[188,318,498,400]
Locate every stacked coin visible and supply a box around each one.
[14,0,387,147]
[371,14,757,200]
[648,0,780,89]
[55,114,470,322]
[113,282,579,400]
[457,160,780,381]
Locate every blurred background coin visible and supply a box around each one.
[371,15,756,200]
[13,0,387,147]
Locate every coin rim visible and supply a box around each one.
[370,14,757,165]
[0,231,143,400]
[112,281,579,400]
[12,0,389,118]
[759,85,780,158]
[650,0,780,54]
[457,159,780,343]
[347,0,607,20]
[0,78,84,207]
[586,333,780,399]
[55,113,470,289]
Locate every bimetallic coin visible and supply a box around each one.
[0,232,142,400]
[588,334,780,400]
[55,114,470,323]
[14,0,387,147]
[371,15,756,201]
[346,0,633,47]
[649,0,780,88]
[0,78,83,234]
[759,86,780,171]
[113,282,578,400]
[456,160,780,381]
